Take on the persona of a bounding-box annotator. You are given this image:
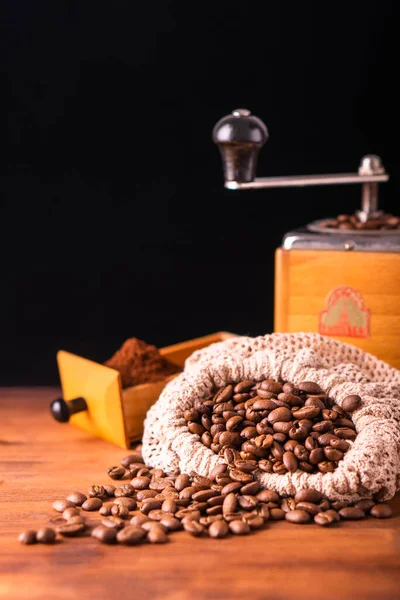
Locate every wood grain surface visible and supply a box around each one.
[1,388,400,600]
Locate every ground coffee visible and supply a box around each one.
[105,337,180,388]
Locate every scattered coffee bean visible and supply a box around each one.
[147,527,169,543]
[104,485,116,497]
[18,530,36,545]
[338,507,366,520]
[113,497,137,511]
[99,505,112,516]
[62,507,80,520]
[66,492,87,506]
[285,510,311,524]
[183,520,204,536]
[229,520,250,535]
[354,499,375,512]
[314,510,340,526]
[209,520,229,538]
[68,515,86,525]
[107,466,126,480]
[88,485,106,498]
[342,395,361,412]
[82,498,102,511]
[111,504,130,518]
[57,522,85,536]
[92,525,117,544]
[102,516,125,530]
[117,526,146,545]
[36,528,56,543]
[52,500,75,513]
[370,504,392,519]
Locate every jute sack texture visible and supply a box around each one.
[142,333,400,503]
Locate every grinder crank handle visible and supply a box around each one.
[50,396,88,423]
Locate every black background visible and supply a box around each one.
[3,1,399,385]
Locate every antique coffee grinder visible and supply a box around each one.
[213,109,400,370]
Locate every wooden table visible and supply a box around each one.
[1,388,399,600]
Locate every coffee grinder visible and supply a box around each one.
[213,109,400,370]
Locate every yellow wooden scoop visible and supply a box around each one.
[50,332,235,449]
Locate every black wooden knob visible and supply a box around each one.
[212,108,269,183]
[50,397,88,423]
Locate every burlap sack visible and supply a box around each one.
[142,333,400,502]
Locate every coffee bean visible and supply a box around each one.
[295,501,321,515]
[309,448,325,464]
[229,520,250,535]
[281,498,296,512]
[36,528,56,543]
[370,504,392,518]
[57,522,86,536]
[107,466,126,480]
[334,428,357,440]
[318,500,330,512]
[318,461,335,473]
[294,489,322,504]
[269,508,285,521]
[120,452,144,467]
[141,500,162,514]
[111,504,130,518]
[117,526,146,545]
[159,516,182,531]
[128,463,148,476]
[267,407,292,424]
[214,384,234,404]
[82,498,103,511]
[338,507,366,520]
[130,476,151,490]
[130,513,150,527]
[285,510,311,524]
[62,507,80,520]
[206,505,223,516]
[292,406,321,420]
[342,395,361,412]
[238,495,258,510]
[147,527,169,543]
[324,447,344,461]
[298,382,323,394]
[113,497,137,511]
[209,520,229,538]
[223,493,237,515]
[257,490,280,503]
[314,510,340,526]
[102,516,125,530]
[243,514,264,529]
[174,474,190,492]
[283,451,298,473]
[18,530,36,545]
[240,481,260,495]
[91,525,117,544]
[52,499,75,513]
[66,492,87,506]
[221,482,241,495]
[331,501,346,511]
[329,438,350,452]
[88,485,106,498]
[229,469,254,484]
[183,520,204,536]
[114,484,135,498]
[67,515,86,525]
[318,433,339,446]
[234,380,255,394]
[354,499,375,512]
[99,505,112,516]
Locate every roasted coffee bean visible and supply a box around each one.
[57,522,85,536]
[318,433,339,446]
[335,418,356,429]
[281,498,296,512]
[318,500,330,512]
[214,385,234,404]
[130,476,151,490]
[184,408,199,422]
[260,380,282,394]
[111,504,130,518]
[298,382,323,394]
[267,407,292,424]
[229,520,250,535]
[141,500,162,514]
[294,445,309,461]
[295,501,321,515]
[214,402,234,415]
[220,482,241,495]
[306,398,326,410]
[257,490,280,503]
[176,508,201,521]
[289,423,308,441]
[121,452,144,467]
[314,510,340,526]
[234,459,258,472]
[114,497,137,511]
[283,451,298,473]
[342,395,361,412]
[313,421,333,435]
[107,466,126,480]
[257,459,274,473]
[241,426,258,439]
[240,481,260,495]
[82,498,102,511]
[243,514,264,529]
[67,515,86,525]
[338,507,366,520]
[114,484,135,497]
[223,493,237,515]
[62,507,80,520]
[91,525,117,544]
[282,383,300,395]
[234,380,255,394]
[324,447,343,461]
[294,489,322,504]
[208,520,229,538]
[146,527,168,543]
[279,393,303,407]
[104,485,116,497]
[292,406,320,420]
[66,492,87,507]
[354,499,375,512]
[192,474,213,488]
[238,495,258,510]
[36,528,56,544]
[209,464,228,481]
[318,461,335,473]
[285,510,311,524]
[183,520,204,536]
[299,461,313,473]
[258,504,271,521]
[117,526,146,545]
[269,508,285,521]
[88,485,106,498]
[273,434,288,444]
[161,498,177,514]
[174,474,190,492]
[226,416,244,432]
[271,441,284,459]
[229,469,254,484]
[272,461,287,474]
[18,530,37,545]
[331,501,346,511]
[130,513,150,527]
[102,516,125,530]
[52,499,75,513]
[329,438,350,452]
[206,505,223,516]
[370,504,392,518]
[334,428,356,440]
[188,422,206,435]
[308,448,324,464]
[219,431,242,447]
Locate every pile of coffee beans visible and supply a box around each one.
[186,379,360,475]
[18,445,393,546]
[319,212,400,231]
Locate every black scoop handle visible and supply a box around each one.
[50,396,88,423]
